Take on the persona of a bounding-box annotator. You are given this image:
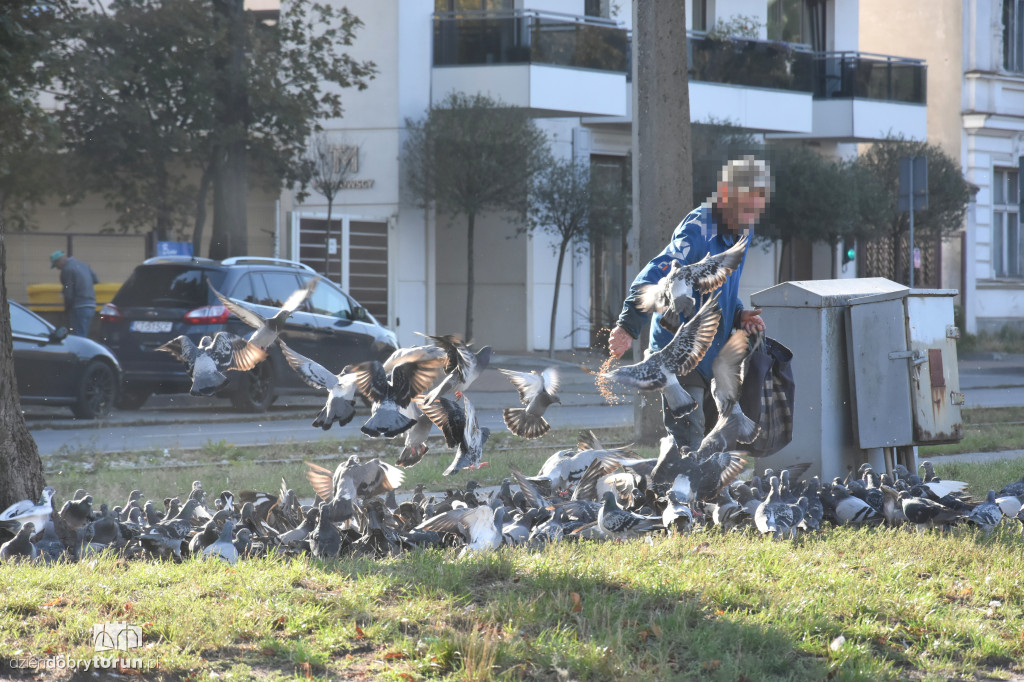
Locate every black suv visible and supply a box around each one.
[99,256,398,412]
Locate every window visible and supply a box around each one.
[767,0,807,44]
[256,272,304,308]
[228,273,266,305]
[993,167,1022,277]
[9,303,50,337]
[692,0,707,32]
[1005,0,1024,72]
[308,280,353,320]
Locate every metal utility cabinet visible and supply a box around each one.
[749,278,963,481]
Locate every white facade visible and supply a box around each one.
[963,0,1024,333]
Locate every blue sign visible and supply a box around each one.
[157,241,194,257]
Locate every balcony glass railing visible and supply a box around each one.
[812,52,926,104]
[432,10,629,73]
[687,32,816,93]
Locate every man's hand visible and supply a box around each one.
[607,326,635,359]
[739,308,766,333]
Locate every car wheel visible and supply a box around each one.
[230,360,277,413]
[115,386,152,410]
[71,361,117,419]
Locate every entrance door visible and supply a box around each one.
[294,214,390,325]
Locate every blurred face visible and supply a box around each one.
[716,181,768,233]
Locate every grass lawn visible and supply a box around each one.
[6,429,1023,680]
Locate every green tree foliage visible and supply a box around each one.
[855,135,971,283]
[527,157,631,356]
[55,0,375,256]
[404,92,550,341]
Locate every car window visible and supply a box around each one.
[308,279,353,320]
[256,271,304,308]
[113,265,226,307]
[229,273,267,305]
[10,303,51,337]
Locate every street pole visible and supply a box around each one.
[909,159,914,289]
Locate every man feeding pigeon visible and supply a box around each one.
[608,156,770,450]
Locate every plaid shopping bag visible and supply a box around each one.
[738,334,795,457]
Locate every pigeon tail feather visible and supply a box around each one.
[503,407,551,439]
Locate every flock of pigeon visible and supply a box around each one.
[2,431,1023,563]
[3,239,1023,563]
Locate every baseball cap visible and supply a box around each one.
[50,250,65,268]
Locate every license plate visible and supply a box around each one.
[130,320,173,333]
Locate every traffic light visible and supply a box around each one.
[842,239,856,265]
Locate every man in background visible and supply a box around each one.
[50,250,99,337]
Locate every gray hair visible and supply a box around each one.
[719,155,772,193]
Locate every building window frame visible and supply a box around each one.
[1004,0,1024,73]
[993,166,1022,278]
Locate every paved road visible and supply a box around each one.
[25,350,1024,457]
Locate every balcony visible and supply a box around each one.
[686,33,815,134]
[802,51,927,141]
[431,10,629,117]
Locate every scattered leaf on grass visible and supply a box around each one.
[570,592,582,613]
[355,624,366,640]
[273,616,287,630]
[399,674,415,681]
[42,597,65,608]
[123,602,134,613]
[385,652,407,660]
[260,647,275,656]
[701,660,721,672]
[638,630,650,642]
[691,542,714,555]
[299,662,312,678]
[651,624,662,638]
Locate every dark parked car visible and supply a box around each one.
[98,256,399,412]
[11,300,121,419]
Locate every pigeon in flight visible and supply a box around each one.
[279,340,359,430]
[415,394,491,476]
[352,357,438,438]
[209,278,317,371]
[157,332,256,396]
[499,367,561,439]
[693,329,759,457]
[601,291,721,394]
[636,234,748,326]
[416,505,506,556]
[421,334,492,405]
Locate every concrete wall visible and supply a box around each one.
[434,210,529,349]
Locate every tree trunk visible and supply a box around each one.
[325,199,334,279]
[192,160,215,258]
[209,0,249,260]
[591,236,605,347]
[0,212,46,511]
[632,0,692,444]
[154,164,171,243]
[465,211,475,341]
[549,237,570,358]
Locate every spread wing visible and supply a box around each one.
[414,395,465,449]
[711,329,750,410]
[683,234,749,293]
[498,368,544,404]
[206,331,265,372]
[209,281,266,330]
[656,290,722,375]
[350,360,388,403]
[280,340,338,391]
[156,335,199,368]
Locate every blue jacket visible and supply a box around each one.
[616,204,747,383]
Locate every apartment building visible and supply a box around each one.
[10,0,929,350]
